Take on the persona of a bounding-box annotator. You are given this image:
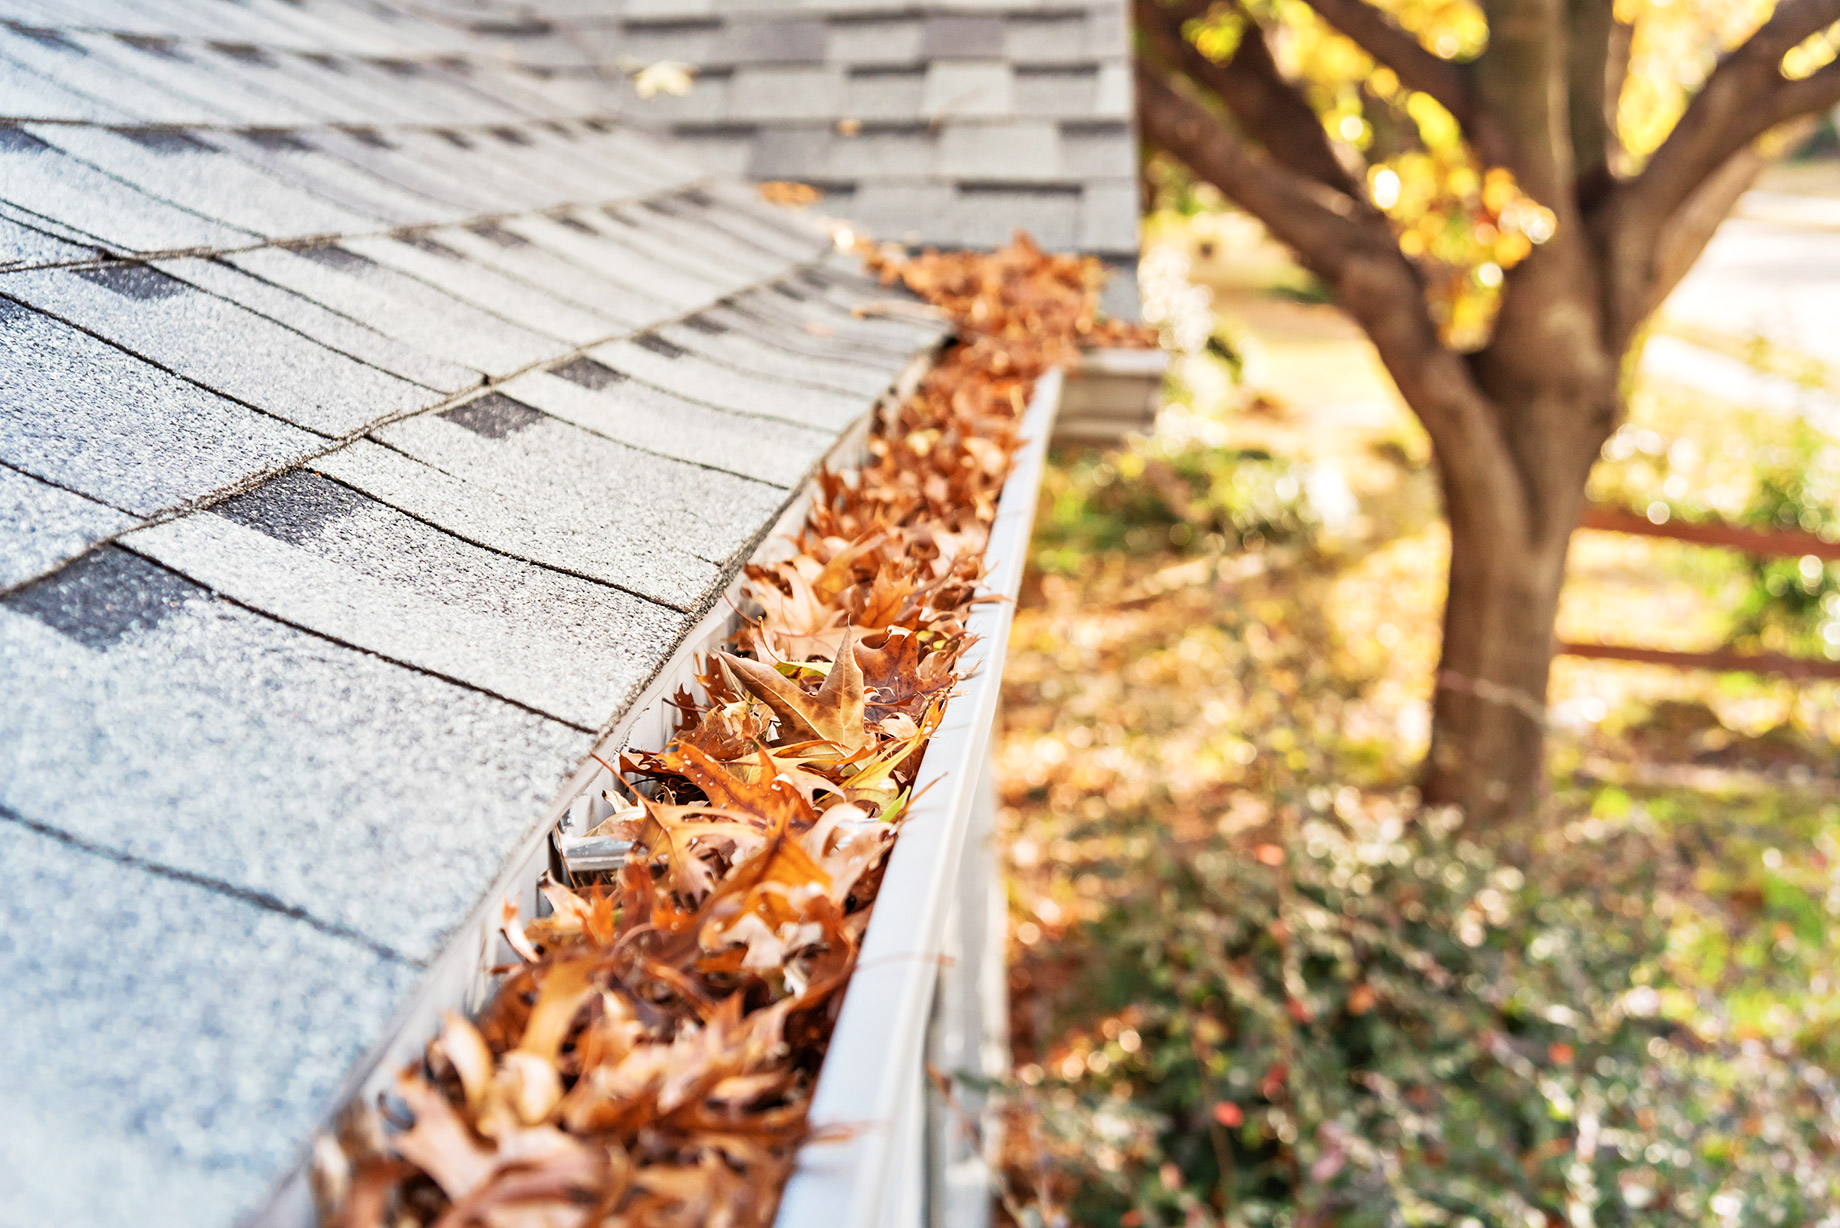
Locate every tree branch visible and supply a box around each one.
[1299,0,1475,124]
[1623,0,1840,223]
[1646,116,1817,316]
[1135,0,1362,196]
[1136,66,1529,541]
[1472,0,1576,206]
[1565,0,1622,203]
[1603,1,1840,343]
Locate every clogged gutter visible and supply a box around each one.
[328,237,1151,1228]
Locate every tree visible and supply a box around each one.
[1133,0,1840,820]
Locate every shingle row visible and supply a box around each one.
[0,119,710,262]
[598,6,1127,71]
[562,0,1143,259]
[0,24,596,128]
[611,60,1129,125]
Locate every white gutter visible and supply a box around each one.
[259,352,934,1228]
[263,356,1055,1228]
[774,366,1063,1228]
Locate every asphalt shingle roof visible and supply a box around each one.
[570,0,1142,262]
[0,3,952,1223]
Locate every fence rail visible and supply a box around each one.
[1559,502,1840,680]
[1578,504,1840,561]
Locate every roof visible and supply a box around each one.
[486,0,1143,262]
[0,3,952,1223]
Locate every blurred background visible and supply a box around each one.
[993,98,1840,1226]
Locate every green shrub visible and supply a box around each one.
[1033,444,1320,575]
[1018,796,1840,1227]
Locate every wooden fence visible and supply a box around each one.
[1557,504,1840,680]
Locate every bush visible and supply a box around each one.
[1033,443,1320,575]
[1011,793,1840,1227]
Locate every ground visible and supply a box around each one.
[993,168,1840,1225]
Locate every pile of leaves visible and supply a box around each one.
[323,235,1151,1228]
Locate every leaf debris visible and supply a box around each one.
[325,236,1154,1228]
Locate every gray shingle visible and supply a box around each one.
[728,280,943,356]
[126,471,689,730]
[362,395,791,576]
[953,183,1081,248]
[417,128,588,208]
[728,65,845,121]
[303,126,497,215]
[620,0,719,15]
[424,222,670,329]
[1,264,439,436]
[654,316,898,398]
[935,118,1065,181]
[617,68,737,124]
[0,300,320,515]
[311,429,713,611]
[847,179,956,243]
[340,232,619,348]
[612,16,721,66]
[748,124,833,179]
[1094,59,1130,118]
[821,122,932,177]
[688,183,832,261]
[582,124,711,193]
[0,206,94,268]
[1087,2,1132,56]
[0,46,138,124]
[1015,65,1098,116]
[595,203,776,290]
[1079,180,1141,255]
[716,17,829,64]
[156,256,481,395]
[0,546,590,959]
[498,362,835,487]
[700,300,921,368]
[589,334,870,430]
[921,14,1006,58]
[842,66,928,121]
[615,198,794,282]
[495,210,724,314]
[200,127,467,228]
[181,42,371,125]
[1003,11,1093,63]
[1060,118,1136,178]
[826,15,923,67]
[223,243,561,376]
[0,29,221,125]
[75,31,315,126]
[0,817,418,1228]
[0,126,255,255]
[0,464,134,591]
[922,59,1013,117]
[360,128,552,212]
[632,184,824,266]
[660,126,756,177]
[500,123,666,202]
[255,52,438,126]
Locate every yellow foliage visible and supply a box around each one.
[1183,0,1785,348]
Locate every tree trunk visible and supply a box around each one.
[1421,506,1573,822]
[1418,375,1611,823]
